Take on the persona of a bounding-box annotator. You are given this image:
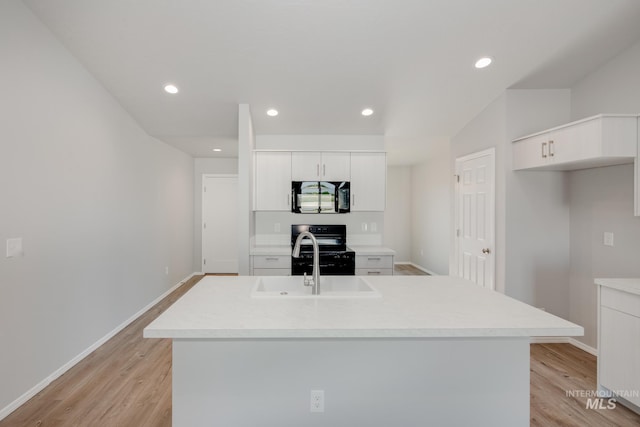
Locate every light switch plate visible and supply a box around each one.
[6,238,23,258]
[603,232,614,247]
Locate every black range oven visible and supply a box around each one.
[291,224,355,276]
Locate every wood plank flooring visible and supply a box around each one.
[530,343,640,426]
[2,273,640,426]
[393,264,429,275]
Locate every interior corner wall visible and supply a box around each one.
[193,158,239,271]
[0,0,194,415]
[384,166,411,262]
[409,143,451,274]
[567,38,640,349]
[503,89,571,319]
[450,89,572,321]
[237,105,255,275]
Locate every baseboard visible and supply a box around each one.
[0,272,198,422]
[529,336,598,357]
[568,337,598,356]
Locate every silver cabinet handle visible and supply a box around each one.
[368,257,381,261]
[316,164,320,177]
[323,164,326,176]
[368,271,381,275]
[548,140,554,157]
[265,257,279,261]
[482,248,491,254]
[541,142,548,158]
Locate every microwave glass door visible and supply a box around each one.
[319,181,336,213]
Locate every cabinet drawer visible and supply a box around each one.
[601,287,640,318]
[252,268,291,276]
[356,268,393,276]
[252,255,291,269]
[356,255,393,269]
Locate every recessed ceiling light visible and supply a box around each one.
[213,148,222,152]
[164,84,179,94]
[474,57,493,69]
[267,109,279,117]
[361,108,374,116]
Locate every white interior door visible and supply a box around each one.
[455,148,495,289]
[202,175,238,273]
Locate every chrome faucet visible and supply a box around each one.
[292,231,320,295]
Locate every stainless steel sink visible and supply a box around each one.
[251,276,381,298]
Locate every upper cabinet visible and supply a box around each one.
[350,152,386,211]
[254,151,292,211]
[512,115,638,171]
[291,152,350,181]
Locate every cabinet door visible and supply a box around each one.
[600,306,640,407]
[512,133,550,170]
[350,153,386,211]
[255,152,292,211]
[291,152,321,180]
[550,118,601,165]
[321,152,351,181]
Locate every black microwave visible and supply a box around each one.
[291,181,350,214]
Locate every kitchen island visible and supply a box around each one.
[144,275,582,426]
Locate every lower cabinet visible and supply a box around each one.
[598,286,640,409]
[355,255,394,276]
[251,255,291,276]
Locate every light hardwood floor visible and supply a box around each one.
[2,274,640,426]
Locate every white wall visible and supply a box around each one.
[384,166,411,262]
[449,89,572,321]
[450,94,508,286]
[0,0,194,414]
[409,143,451,274]
[193,158,238,270]
[238,105,256,275]
[567,38,640,349]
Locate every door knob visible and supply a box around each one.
[482,248,491,254]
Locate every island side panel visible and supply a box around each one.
[173,337,529,427]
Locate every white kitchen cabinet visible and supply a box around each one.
[291,152,350,181]
[355,254,394,276]
[512,115,637,171]
[251,255,291,276]
[254,151,291,211]
[597,282,640,411]
[350,152,386,211]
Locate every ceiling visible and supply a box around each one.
[24,0,640,164]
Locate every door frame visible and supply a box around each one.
[452,147,496,289]
[202,174,239,273]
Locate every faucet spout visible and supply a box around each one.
[292,231,320,295]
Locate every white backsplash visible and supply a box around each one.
[254,212,384,247]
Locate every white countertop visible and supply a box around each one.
[144,275,583,339]
[595,278,640,296]
[250,245,395,256]
[349,245,396,255]
[250,245,291,255]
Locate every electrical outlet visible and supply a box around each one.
[6,238,23,258]
[603,232,614,247]
[310,390,324,413]
[165,266,169,275]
